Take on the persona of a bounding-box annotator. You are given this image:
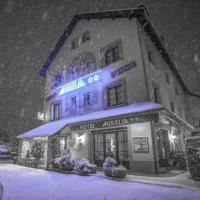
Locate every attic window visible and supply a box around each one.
[82,31,90,43]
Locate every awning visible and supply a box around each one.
[17,101,162,138]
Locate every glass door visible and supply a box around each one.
[94,133,104,166]
[94,129,129,169]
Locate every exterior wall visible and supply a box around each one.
[137,21,187,122]
[43,18,148,122]
[128,122,156,173]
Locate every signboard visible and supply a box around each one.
[70,113,158,131]
[132,137,149,153]
[58,70,102,96]
[111,61,137,78]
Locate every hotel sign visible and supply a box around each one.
[111,61,137,78]
[58,70,102,96]
[70,113,158,131]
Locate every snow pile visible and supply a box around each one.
[54,154,75,171]
[0,164,200,200]
[74,158,97,175]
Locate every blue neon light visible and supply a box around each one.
[58,70,102,96]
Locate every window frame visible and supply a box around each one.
[106,81,126,108]
[83,92,91,106]
[101,39,123,67]
[71,96,77,109]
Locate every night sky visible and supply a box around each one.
[0,0,200,137]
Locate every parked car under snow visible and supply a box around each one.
[0,145,13,162]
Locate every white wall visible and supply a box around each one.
[43,18,148,122]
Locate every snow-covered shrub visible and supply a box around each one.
[103,156,126,178]
[186,136,200,181]
[53,154,75,171]
[74,158,97,175]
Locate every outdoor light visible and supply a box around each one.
[37,112,44,120]
[77,132,85,144]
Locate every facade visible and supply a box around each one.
[18,7,195,173]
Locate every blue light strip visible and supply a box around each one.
[58,70,102,96]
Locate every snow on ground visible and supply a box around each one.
[0,164,200,200]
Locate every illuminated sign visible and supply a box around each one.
[58,70,102,96]
[111,61,136,78]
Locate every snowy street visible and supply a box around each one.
[0,164,200,200]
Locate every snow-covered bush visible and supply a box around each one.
[53,153,75,171]
[74,158,97,175]
[186,136,200,181]
[103,156,126,178]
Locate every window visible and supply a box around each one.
[175,85,179,96]
[153,87,161,103]
[178,107,183,118]
[148,51,155,65]
[82,31,90,43]
[107,84,125,107]
[105,46,120,65]
[54,73,62,87]
[170,101,175,113]
[165,73,170,85]
[101,39,123,66]
[83,92,91,106]
[53,103,61,120]
[71,96,77,109]
[192,117,200,127]
[71,37,79,49]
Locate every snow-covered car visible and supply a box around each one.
[0,145,13,162]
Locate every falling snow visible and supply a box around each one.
[0,0,199,137]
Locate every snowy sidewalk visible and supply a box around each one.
[0,164,200,200]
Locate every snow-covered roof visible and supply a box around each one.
[17,102,162,138]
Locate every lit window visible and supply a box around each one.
[71,96,77,109]
[52,103,61,120]
[82,31,90,43]
[83,92,91,106]
[107,84,125,107]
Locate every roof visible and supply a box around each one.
[17,101,162,138]
[39,6,191,95]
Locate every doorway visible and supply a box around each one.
[93,128,129,169]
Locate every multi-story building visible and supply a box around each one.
[18,6,196,173]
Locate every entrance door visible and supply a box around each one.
[94,129,129,169]
[156,130,170,168]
